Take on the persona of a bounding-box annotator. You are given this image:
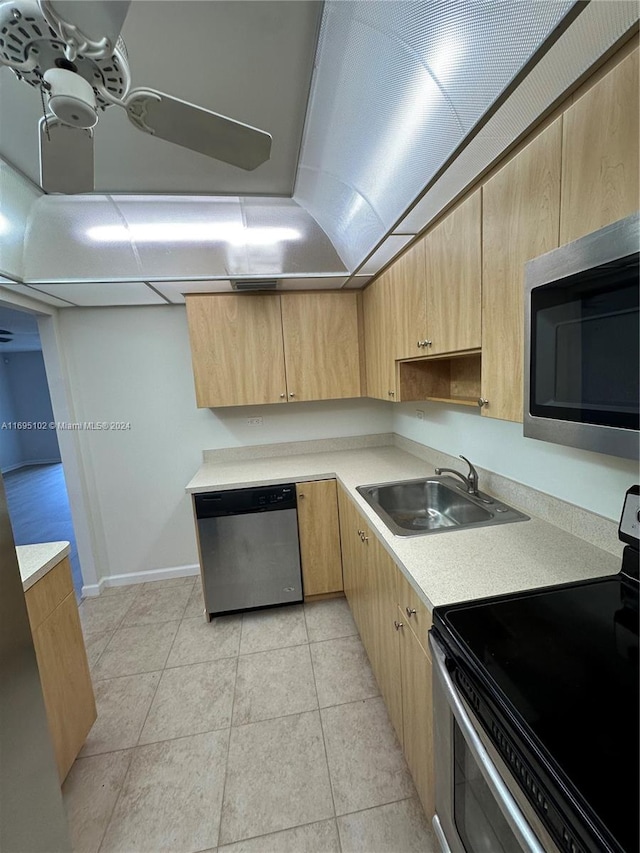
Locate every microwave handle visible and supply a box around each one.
[430,635,546,853]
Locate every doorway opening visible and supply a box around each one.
[0,306,82,597]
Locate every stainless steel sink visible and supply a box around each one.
[356,476,528,537]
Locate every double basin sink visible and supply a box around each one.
[356,476,528,537]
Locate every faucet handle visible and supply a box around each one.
[459,455,479,489]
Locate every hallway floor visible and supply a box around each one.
[4,462,82,596]
[68,580,438,853]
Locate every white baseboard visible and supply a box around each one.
[82,563,200,598]
[1,458,62,474]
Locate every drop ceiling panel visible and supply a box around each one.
[358,236,413,276]
[153,280,233,302]
[343,275,372,289]
[394,1,639,235]
[0,1,322,194]
[0,283,76,307]
[276,277,349,290]
[23,195,347,282]
[155,276,351,302]
[295,0,576,272]
[30,282,166,306]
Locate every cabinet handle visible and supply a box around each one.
[289,392,295,398]
[394,620,404,631]
[357,529,363,536]
[477,397,489,408]
[405,607,416,618]
[280,393,286,399]
[424,340,432,347]
[388,390,395,397]
[299,494,305,499]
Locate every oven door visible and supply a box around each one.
[430,635,557,853]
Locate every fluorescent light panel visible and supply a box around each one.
[86,224,302,246]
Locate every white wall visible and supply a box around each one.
[57,305,393,581]
[393,402,638,521]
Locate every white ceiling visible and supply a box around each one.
[0,1,637,308]
[0,1,322,194]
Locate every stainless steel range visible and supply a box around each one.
[429,485,639,853]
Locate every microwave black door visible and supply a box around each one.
[530,252,639,431]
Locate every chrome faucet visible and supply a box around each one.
[435,455,480,496]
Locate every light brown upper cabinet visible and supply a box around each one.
[280,293,361,402]
[385,192,482,362]
[560,47,639,246]
[186,292,362,407]
[423,189,482,356]
[482,119,562,423]
[363,271,397,401]
[389,238,427,361]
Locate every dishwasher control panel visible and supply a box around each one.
[195,484,297,517]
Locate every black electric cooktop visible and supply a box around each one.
[433,555,639,853]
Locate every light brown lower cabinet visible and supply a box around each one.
[368,533,404,745]
[397,606,435,818]
[25,556,96,782]
[337,487,435,815]
[296,479,343,598]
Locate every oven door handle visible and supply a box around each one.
[430,635,546,853]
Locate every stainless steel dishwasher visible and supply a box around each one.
[194,484,302,619]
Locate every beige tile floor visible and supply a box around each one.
[67,578,439,853]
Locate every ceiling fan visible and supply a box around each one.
[0,326,35,343]
[0,0,273,193]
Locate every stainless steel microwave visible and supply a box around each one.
[524,213,639,460]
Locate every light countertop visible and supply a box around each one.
[186,446,620,612]
[17,541,71,592]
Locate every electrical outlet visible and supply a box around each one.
[416,410,424,420]
[247,417,263,426]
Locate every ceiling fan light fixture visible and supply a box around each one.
[43,67,98,128]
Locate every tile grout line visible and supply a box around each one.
[306,610,342,853]
[336,792,419,821]
[95,749,135,853]
[215,653,241,849]
[96,605,187,850]
[89,628,118,671]
[216,817,340,852]
[304,602,344,853]
[79,690,389,760]
[132,610,187,746]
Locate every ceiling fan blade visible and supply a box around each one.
[124,89,272,171]
[41,1,131,53]
[39,118,94,194]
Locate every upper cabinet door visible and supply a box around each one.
[560,47,639,245]
[280,292,362,402]
[186,294,287,407]
[389,238,428,360]
[363,273,397,401]
[482,119,562,423]
[424,190,482,355]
